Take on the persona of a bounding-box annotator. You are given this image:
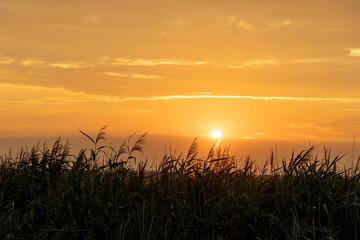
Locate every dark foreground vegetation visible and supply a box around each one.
[1,127,360,239]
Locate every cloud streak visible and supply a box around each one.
[112,58,208,66]
[103,72,161,79]
[289,120,360,136]
[291,58,324,63]
[21,59,44,66]
[0,59,15,64]
[267,20,292,30]
[3,57,208,69]
[48,62,92,69]
[2,83,360,105]
[228,59,276,69]
[347,48,360,57]
[229,16,252,30]
[119,95,360,103]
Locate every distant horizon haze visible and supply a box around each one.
[1,133,359,170]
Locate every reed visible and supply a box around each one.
[0,127,359,239]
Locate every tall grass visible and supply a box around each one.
[0,127,359,239]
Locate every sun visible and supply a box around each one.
[210,130,223,138]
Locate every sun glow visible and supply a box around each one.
[210,130,223,138]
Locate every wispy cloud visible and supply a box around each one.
[1,56,209,68]
[289,122,341,135]
[17,59,93,69]
[0,59,15,64]
[48,62,92,69]
[103,72,161,79]
[237,21,252,30]
[335,108,360,112]
[228,17,292,31]
[140,109,152,113]
[255,132,266,136]
[346,48,360,57]
[3,82,360,105]
[112,58,208,66]
[21,59,44,66]
[267,20,292,30]
[0,83,93,105]
[291,57,360,65]
[289,121,360,136]
[229,16,252,30]
[291,58,324,63]
[289,123,317,129]
[228,59,276,69]
[118,95,360,103]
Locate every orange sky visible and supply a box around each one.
[0,0,360,140]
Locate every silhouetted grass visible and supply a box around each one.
[0,127,359,239]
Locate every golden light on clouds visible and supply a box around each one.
[227,59,277,69]
[103,72,161,79]
[0,0,359,140]
[267,20,293,30]
[111,58,208,66]
[48,62,91,69]
[4,81,360,106]
[347,48,360,57]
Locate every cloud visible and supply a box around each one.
[16,59,93,68]
[228,59,276,69]
[346,48,360,57]
[229,16,252,30]
[3,82,360,105]
[48,62,92,69]
[103,72,161,79]
[267,20,292,30]
[230,57,359,69]
[255,132,265,136]
[336,108,360,112]
[21,59,44,66]
[289,123,317,129]
[291,57,360,66]
[291,58,360,65]
[112,58,208,66]
[289,122,341,135]
[228,18,292,31]
[140,109,152,113]
[0,83,92,105]
[0,59,15,64]
[0,56,209,69]
[119,95,360,103]
[0,56,209,77]
[237,21,252,30]
[291,59,324,63]
[235,136,253,139]
[289,120,360,136]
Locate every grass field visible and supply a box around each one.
[1,127,359,239]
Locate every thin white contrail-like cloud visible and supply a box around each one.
[111,58,208,66]
[1,83,360,104]
[103,72,161,79]
[118,95,360,103]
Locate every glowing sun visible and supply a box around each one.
[210,130,223,138]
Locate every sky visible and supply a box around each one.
[0,0,360,142]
